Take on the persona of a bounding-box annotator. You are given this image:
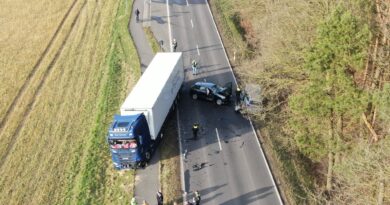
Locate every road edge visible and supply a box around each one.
[204,1,284,204]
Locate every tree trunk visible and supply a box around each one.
[334,115,343,165]
[326,151,334,192]
[326,114,335,194]
[363,37,379,86]
[362,113,378,142]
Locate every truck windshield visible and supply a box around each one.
[109,139,137,149]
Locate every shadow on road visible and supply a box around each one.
[220,186,275,205]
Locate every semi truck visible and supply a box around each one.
[107,52,184,169]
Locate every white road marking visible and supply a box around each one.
[166,0,173,51]
[190,19,194,28]
[215,128,222,151]
[205,2,237,85]
[186,0,189,6]
[206,1,283,204]
[196,45,200,55]
[149,0,152,21]
[249,120,284,205]
[177,109,187,201]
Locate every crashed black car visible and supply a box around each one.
[190,81,232,105]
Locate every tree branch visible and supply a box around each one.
[361,113,378,142]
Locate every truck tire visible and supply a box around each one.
[192,94,198,100]
[216,99,223,105]
[145,151,151,162]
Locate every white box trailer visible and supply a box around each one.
[120,52,184,139]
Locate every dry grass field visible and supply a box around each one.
[0,0,139,204]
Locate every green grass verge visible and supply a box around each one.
[143,27,160,53]
[159,112,182,205]
[74,0,140,204]
[211,0,252,62]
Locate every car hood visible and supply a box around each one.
[218,87,232,96]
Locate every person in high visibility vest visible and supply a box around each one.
[131,197,138,205]
[192,123,199,140]
[191,60,198,75]
[194,190,201,205]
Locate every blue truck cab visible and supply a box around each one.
[107,114,155,169]
[107,52,184,170]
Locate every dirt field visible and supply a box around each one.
[0,0,139,204]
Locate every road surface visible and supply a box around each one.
[146,0,283,204]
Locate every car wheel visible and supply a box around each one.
[216,99,223,105]
[192,94,198,100]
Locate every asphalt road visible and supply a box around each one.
[172,1,282,205]
[148,0,283,204]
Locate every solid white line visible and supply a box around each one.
[249,120,284,205]
[206,2,283,204]
[177,109,187,202]
[196,45,200,56]
[205,2,237,85]
[149,0,152,21]
[186,0,189,7]
[215,128,222,151]
[166,0,173,51]
[190,19,194,28]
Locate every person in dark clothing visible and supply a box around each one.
[192,123,199,140]
[135,8,140,22]
[172,39,178,52]
[235,87,242,105]
[156,190,163,205]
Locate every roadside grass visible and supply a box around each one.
[142,22,182,204]
[0,0,74,120]
[143,27,160,53]
[209,0,315,204]
[0,0,139,204]
[208,0,250,64]
[0,0,85,162]
[159,112,182,205]
[74,0,140,204]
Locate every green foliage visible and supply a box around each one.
[289,5,370,158]
[373,83,390,133]
[143,27,160,53]
[333,138,390,204]
[75,0,138,204]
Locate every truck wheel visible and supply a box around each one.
[192,94,198,100]
[145,151,151,162]
[216,99,223,105]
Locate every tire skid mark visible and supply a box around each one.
[0,0,79,134]
[0,1,87,169]
[65,2,105,201]
[57,3,90,79]
[19,6,91,200]
[78,2,102,100]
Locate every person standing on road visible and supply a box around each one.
[235,87,242,105]
[131,197,138,205]
[191,60,198,75]
[192,123,199,140]
[172,39,178,52]
[135,8,140,22]
[194,190,201,205]
[156,190,164,205]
